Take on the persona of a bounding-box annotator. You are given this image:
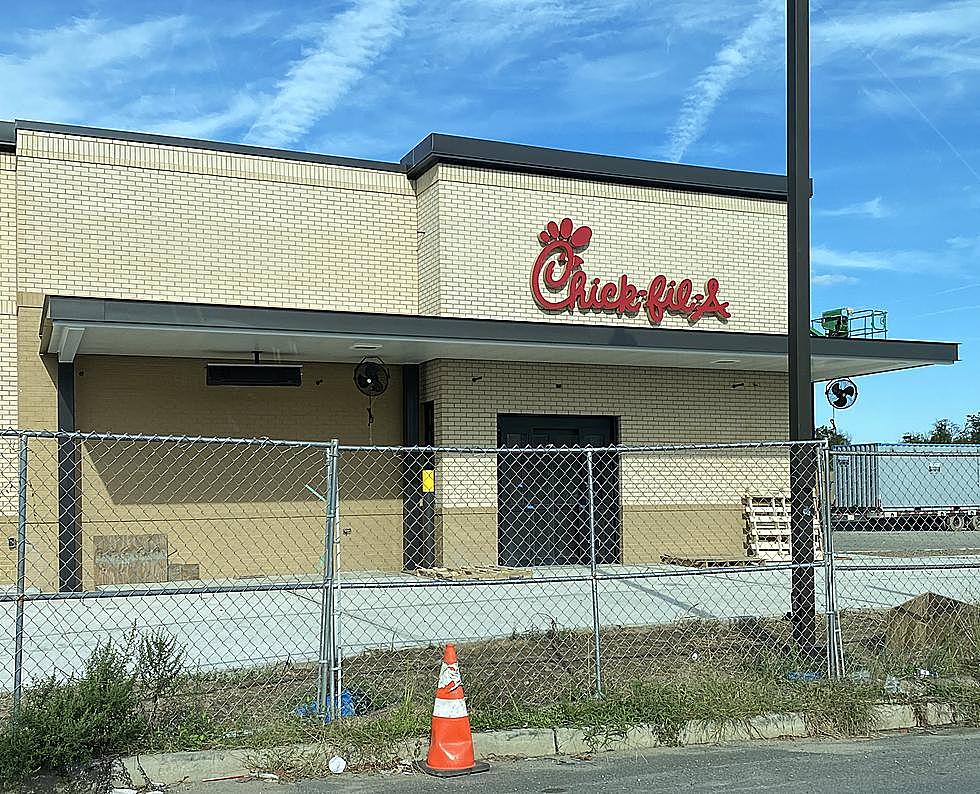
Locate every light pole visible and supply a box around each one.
[787,0,817,654]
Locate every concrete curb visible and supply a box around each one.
[119,703,960,787]
[122,750,251,788]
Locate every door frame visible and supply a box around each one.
[496,414,622,566]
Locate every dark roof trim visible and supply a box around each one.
[813,334,958,364]
[42,296,958,366]
[15,120,404,173]
[402,133,796,200]
[0,121,14,152]
[11,120,805,198]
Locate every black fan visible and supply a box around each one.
[354,358,390,398]
[826,378,857,409]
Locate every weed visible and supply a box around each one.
[134,629,185,733]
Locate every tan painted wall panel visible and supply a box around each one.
[623,505,746,563]
[5,356,407,588]
[74,357,402,442]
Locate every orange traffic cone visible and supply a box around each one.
[416,644,490,777]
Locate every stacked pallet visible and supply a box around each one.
[742,495,823,562]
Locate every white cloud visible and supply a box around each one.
[813,274,859,287]
[0,16,190,122]
[817,197,891,219]
[859,86,919,117]
[664,0,782,163]
[813,235,980,276]
[226,11,281,38]
[147,94,265,140]
[813,1,980,89]
[812,247,896,272]
[913,302,980,319]
[244,0,410,149]
[814,2,980,56]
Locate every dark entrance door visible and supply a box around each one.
[497,415,621,567]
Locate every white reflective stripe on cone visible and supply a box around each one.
[433,697,469,718]
[437,662,461,689]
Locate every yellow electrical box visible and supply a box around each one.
[422,469,435,493]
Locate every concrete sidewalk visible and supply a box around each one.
[2,555,978,689]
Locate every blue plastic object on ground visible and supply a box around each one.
[294,689,356,721]
[785,670,823,683]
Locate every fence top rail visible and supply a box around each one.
[340,440,828,453]
[0,428,339,448]
[831,448,980,459]
[0,429,826,453]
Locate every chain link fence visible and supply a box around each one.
[1,430,977,742]
[829,445,980,683]
[336,441,831,720]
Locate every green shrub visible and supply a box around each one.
[0,640,141,785]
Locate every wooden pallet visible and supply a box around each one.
[411,565,533,581]
[742,495,823,562]
[660,555,768,569]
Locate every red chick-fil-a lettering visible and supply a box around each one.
[530,218,732,325]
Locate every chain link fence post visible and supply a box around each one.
[817,443,842,678]
[585,449,603,697]
[12,434,27,714]
[317,439,341,720]
[789,443,818,662]
[331,443,344,718]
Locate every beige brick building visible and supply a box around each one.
[0,120,956,591]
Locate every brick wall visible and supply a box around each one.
[416,169,441,315]
[422,358,788,446]
[422,164,787,333]
[15,130,418,313]
[3,127,796,581]
[0,153,18,580]
[421,359,790,566]
[0,153,16,431]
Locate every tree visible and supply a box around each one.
[815,422,851,447]
[957,412,980,443]
[902,414,980,444]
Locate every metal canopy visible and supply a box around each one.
[41,296,958,382]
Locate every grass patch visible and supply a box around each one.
[922,677,980,726]
[236,670,882,778]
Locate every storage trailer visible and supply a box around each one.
[832,444,980,530]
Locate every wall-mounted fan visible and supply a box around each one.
[353,357,390,439]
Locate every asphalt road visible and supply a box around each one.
[181,728,980,793]
[833,530,980,555]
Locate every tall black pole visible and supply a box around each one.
[787,0,817,653]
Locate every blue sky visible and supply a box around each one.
[1,1,978,442]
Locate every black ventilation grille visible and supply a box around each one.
[206,364,302,387]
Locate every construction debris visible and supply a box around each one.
[883,592,980,651]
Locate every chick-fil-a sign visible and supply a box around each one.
[531,218,731,325]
